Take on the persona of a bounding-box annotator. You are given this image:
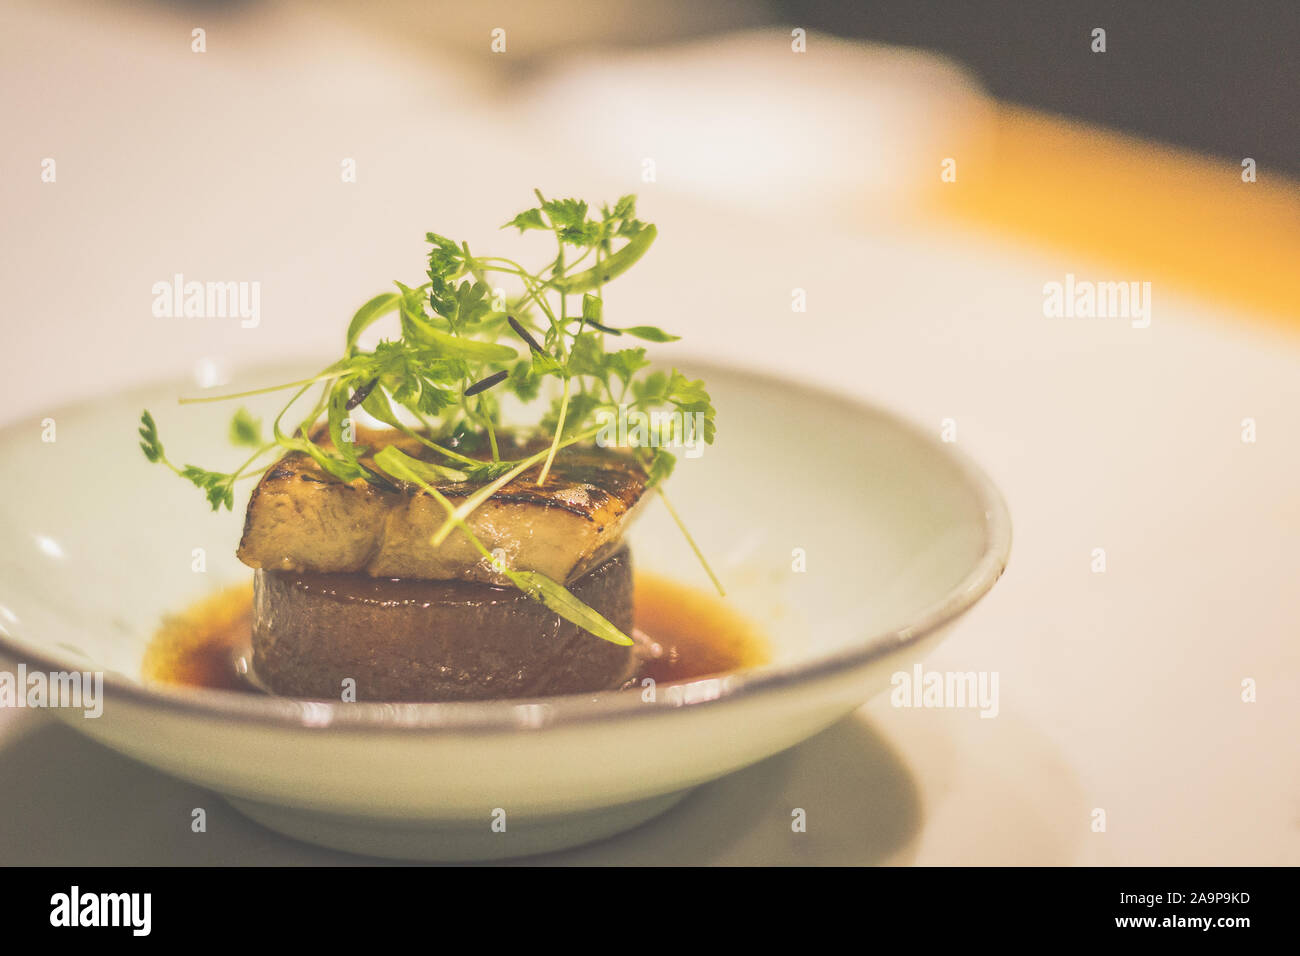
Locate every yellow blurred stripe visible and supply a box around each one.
[935,105,1300,326]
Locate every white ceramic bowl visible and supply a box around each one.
[0,360,1009,860]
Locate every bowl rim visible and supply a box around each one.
[0,357,1011,734]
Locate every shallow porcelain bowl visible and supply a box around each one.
[0,360,1009,860]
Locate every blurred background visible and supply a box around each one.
[1,0,1297,865]
[3,0,1297,408]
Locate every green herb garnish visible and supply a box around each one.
[139,192,723,642]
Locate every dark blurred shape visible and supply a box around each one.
[782,0,1300,174]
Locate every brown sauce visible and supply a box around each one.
[143,572,768,697]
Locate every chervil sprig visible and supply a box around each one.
[139,409,266,510]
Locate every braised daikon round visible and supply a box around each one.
[251,548,636,702]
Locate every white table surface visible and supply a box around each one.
[1,0,1296,865]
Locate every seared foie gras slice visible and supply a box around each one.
[252,547,637,701]
[236,426,648,584]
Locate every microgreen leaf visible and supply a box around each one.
[138,410,164,463]
[506,358,540,402]
[621,325,679,342]
[179,465,236,511]
[645,449,677,488]
[345,292,399,353]
[606,348,651,386]
[506,570,633,646]
[551,224,657,294]
[503,208,546,232]
[229,408,263,447]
